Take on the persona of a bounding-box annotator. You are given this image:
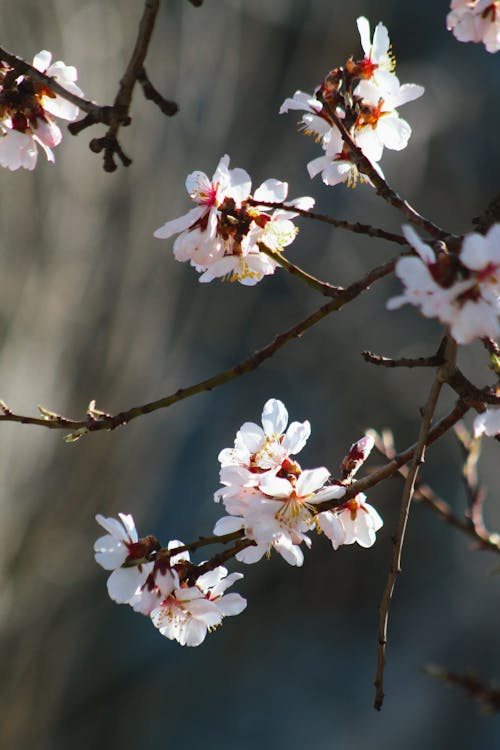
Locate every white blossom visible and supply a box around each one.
[389,224,500,345]
[154,159,312,285]
[94,513,153,604]
[447,1,500,53]
[150,566,246,646]
[0,50,82,170]
[335,493,384,548]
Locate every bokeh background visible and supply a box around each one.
[1,0,500,748]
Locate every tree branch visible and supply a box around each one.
[373,336,457,710]
[248,200,407,246]
[0,257,396,436]
[321,100,449,241]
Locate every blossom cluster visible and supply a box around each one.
[213,398,383,566]
[94,515,246,647]
[388,223,500,344]
[447,1,500,53]
[154,155,314,285]
[94,399,383,646]
[0,50,82,170]
[280,17,424,187]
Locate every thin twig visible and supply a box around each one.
[258,243,340,297]
[321,100,449,241]
[314,400,470,512]
[362,352,443,369]
[0,258,396,435]
[424,665,500,714]
[0,0,178,172]
[373,336,457,710]
[248,200,407,246]
[370,430,500,554]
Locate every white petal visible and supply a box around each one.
[356,17,371,57]
[216,593,247,616]
[33,50,52,71]
[153,205,205,239]
[253,179,288,204]
[213,515,244,535]
[296,467,330,496]
[282,420,311,454]
[261,398,288,436]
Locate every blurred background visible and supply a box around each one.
[1,0,500,747]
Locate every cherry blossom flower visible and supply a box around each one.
[354,16,398,93]
[0,50,82,170]
[215,397,311,513]
[447,1,500,53]
[94,513,154,604]
[129,540,189,615]
[474,407,500,437]
[335,493,383,548]
[154,159,313,285]
[150,566,246,646]
[281,17,424,188]
[341,434,375,480]
[215,468,346,566]
[388,224,500,344]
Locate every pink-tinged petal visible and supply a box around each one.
[393,83,425,106]
[259,474,293,499]
[186,599,222,627]
[216,593,247,616]
[154,205,205,239]
[34,119,62,148]
[356,17,371,57]
[279,90,322,114]
[274,535,304,566]
[94,536,126,570]
[210,571,244,597]
[196,567,227,592]
[226,168,252,205]
[236,543,267,564]
[198,257,235,282]
[180,619,207,647]
[402,225,436,263]
[238,421,266,452]
[460,232,493,271]
[155,569,177,597]
[282,420,310,454]
[167,539,190,564]
[355,127,384,163]
[33,50,52,72]
[316,511,346,549]
[307,154,332,180]
[0,130,38,170]
[296,467,330,496]
[371,22,390,60]
[46,60,78,82]
[43,91,81,121]
[118,512,138,542]
[107,565,152,603]
[185,169,211,199]
[377,116,411,151]
[450,300,500,344]
[96,514,127,540]
[353,515,377,548]
[214,515,244,535]
[261,398,288,436]
[309,483,346,504]
[322,161,355,186]
[253,178,288,204]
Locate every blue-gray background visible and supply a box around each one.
[1,1,499,748]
